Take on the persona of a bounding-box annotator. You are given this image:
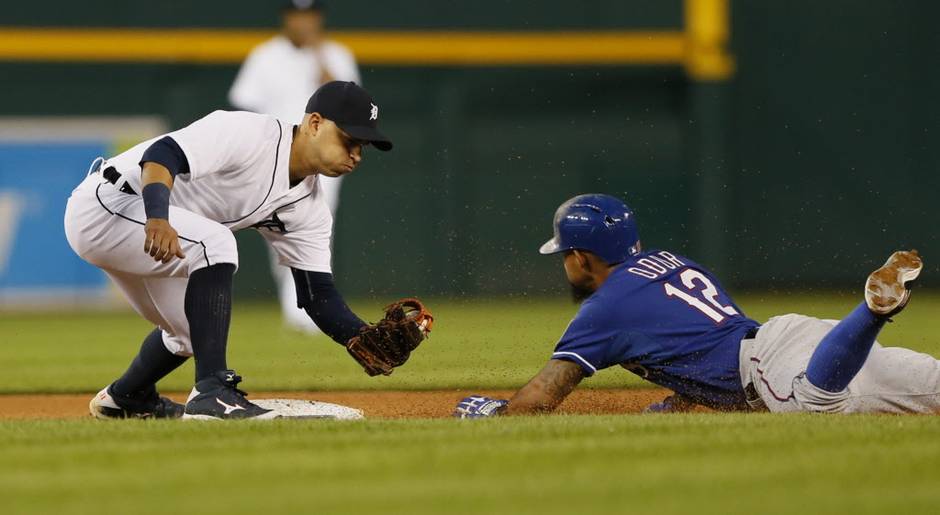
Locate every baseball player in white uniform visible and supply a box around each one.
[229,0,359,334]
[67,81,414,420]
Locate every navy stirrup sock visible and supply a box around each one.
[805,302,887,393]
[111,328,188,397]
[185,263,236,382]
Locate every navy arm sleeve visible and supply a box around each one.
[139,136,191,177]
[291,268,367,345]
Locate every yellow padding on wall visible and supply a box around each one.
[0,29,686,65]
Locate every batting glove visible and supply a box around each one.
[454,395,508,418]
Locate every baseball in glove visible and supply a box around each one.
[346,298,434,376]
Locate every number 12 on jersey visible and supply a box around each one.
[664,269,739,323]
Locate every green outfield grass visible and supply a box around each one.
[2,293,940,393]
[2,414,939,515]
[3,294,940,515]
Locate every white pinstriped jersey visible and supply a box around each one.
[104,110,333,273]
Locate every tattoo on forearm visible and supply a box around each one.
[510,360,584,414]
[537,361,584,402]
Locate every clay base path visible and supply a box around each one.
[0,388,678,419]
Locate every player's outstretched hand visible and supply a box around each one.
[454,395,508,418]
[144,219,186,263]
[346,298,434,376]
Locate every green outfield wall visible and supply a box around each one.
[1,0,936,297]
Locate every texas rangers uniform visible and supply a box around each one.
[553,250,940,414]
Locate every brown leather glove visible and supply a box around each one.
[346,298,434,376]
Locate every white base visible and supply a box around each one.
[181,411,281,421]
[250,399,365,420]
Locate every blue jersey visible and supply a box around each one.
[552,250,759,409]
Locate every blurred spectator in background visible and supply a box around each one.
[229,0,360,334]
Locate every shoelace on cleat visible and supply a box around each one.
[223,374,250,397]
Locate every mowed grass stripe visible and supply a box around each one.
[1,415,939,515]
[1,293,940,393]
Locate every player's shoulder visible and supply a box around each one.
[197,110,285,136]
[248,35,293,56]
[322,39,356,59]
[572,288,621,326]
[205,109,275,122]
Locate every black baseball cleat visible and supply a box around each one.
[865,250,923,317]
[182,370,278,420]
[89,384,185,420]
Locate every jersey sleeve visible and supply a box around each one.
[551,297,627,377]
[165,111,272,181]
[258,193,333,274]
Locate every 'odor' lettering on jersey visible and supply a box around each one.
[626,251,686,279]
[624,251,741,324]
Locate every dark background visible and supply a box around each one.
[3,0,937,297]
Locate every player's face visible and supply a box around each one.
[563,251,595,302]
[282,11,325,47]
[308,118,365,177]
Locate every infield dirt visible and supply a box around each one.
[0,387,684,419]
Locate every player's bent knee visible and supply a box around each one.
[190,228,239,273]
[162,332,194,357]
[792,375,850,413]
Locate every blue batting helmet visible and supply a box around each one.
[538,194,640,264]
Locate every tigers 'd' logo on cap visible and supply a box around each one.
[369,103,379,121]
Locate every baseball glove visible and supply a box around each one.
[346,298,434,376]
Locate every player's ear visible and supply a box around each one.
[307,112,322,135]
[572,250,590,271]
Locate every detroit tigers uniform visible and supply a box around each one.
[229,34,360,332]
[552,249,940,414]
[64,110,333,355]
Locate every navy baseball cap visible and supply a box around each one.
[305,81,393,151]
